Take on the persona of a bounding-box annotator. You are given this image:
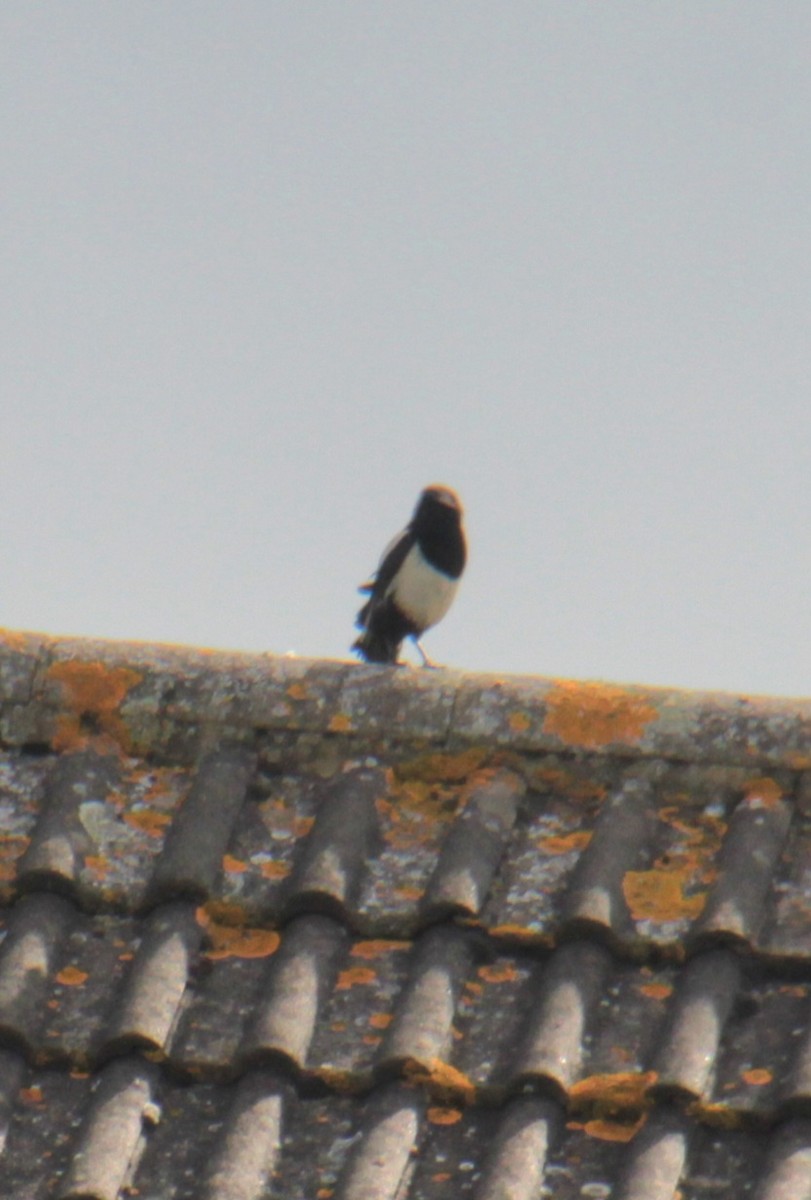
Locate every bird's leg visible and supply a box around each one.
[413,638,438,669]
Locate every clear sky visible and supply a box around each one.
[2,4,809,696]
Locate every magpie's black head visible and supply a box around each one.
[410,484,466,577]
[412,484,463,528]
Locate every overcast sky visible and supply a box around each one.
[2,4,809,697]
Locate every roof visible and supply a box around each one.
[1,628,811,1198]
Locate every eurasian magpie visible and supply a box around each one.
[352,484,466,665]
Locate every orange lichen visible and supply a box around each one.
[205,926,280,961]
[394,885,424,902]
[327,713,352,733]
[335,966,377,990]
[623,867,706,922]
[742,777,783,809]
[507,711,531,734]
[688,1101,743,1129]
[623,798,730,928]
[403,1058,476,1105]
[222,854,248,874]
[195,902,280,960]
[196,899,246,926]
[531,766,608,803]
[286,683,309,701]
[19,1086,44,1105]
[0,628,31,651]
[639,982,673,1001]
[396,748,488,783]
[56,966,89,987]
[388,777,459,822]
[569,1115,647,1142]
[477,963,520,984]
[351,939,409,959]
[313,1067,360,1094]
[84,855,110,880]
[569,1071,657,1109]
[427,1107,463,1126]
[47,660,142,752]
[369,1012,393,1030]
[538,831,592,855]
[544,681,658,748]
[0,834,30,881]
[741,1067,773,1086]
[259,859,291,880]
[123,809,172,838]
[489,924,550,946]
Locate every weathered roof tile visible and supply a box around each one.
[420,769,525,922]
[284,764,384,922]
[58,1056,159,1200]
[473,1095,561,1200]
[200,1069,290,1200]
[691,785,793,952]
[100,900,202,1062]
[651,949,742,1102]
[334,1082,423,1200]
[145,748,256,905]
[377,925,477,1077]
[511,942,612,1096]
[242,914,349,1072]
[0,893,75,1057]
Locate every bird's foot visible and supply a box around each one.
[414,639,440,669]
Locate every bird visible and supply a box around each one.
[352,484,467,666]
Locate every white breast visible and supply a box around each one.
[388,543,459,630]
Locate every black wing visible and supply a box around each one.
[357,527,415,601]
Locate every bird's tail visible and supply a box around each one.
[352,629,401,664]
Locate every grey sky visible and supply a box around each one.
[2,4,809,695]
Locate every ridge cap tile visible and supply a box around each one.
[1,628,809,766]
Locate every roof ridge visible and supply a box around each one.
[2,627,811,769]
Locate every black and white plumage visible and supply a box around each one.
[352,484,467,665]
